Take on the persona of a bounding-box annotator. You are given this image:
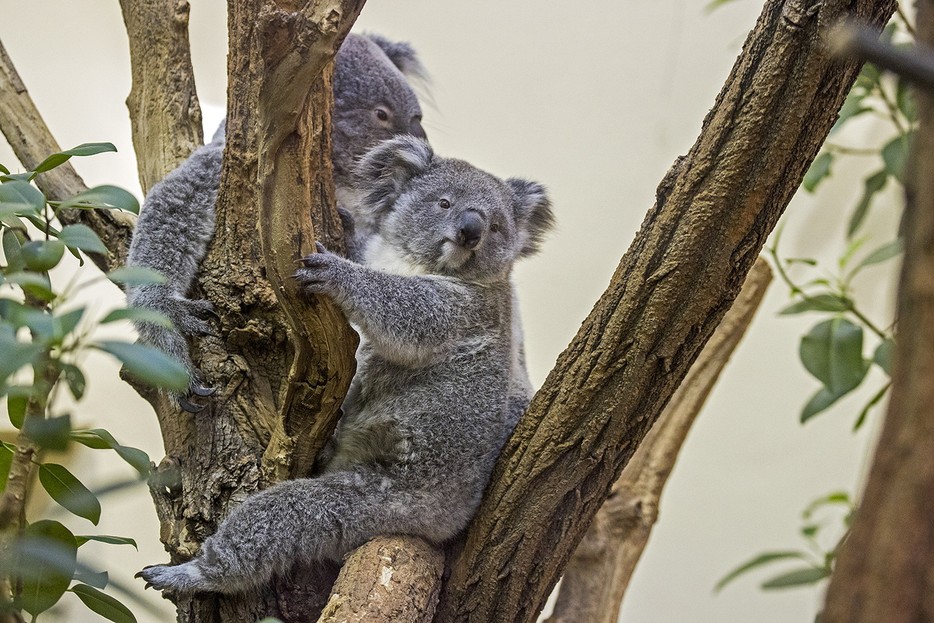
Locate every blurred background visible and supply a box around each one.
[0,1,902,621]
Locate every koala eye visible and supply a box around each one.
[375,108,390,122]
[438,199,451,209]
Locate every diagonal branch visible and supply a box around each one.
[435,1,898,620]
[118,0,204,194]
[0,39,135,272]
[546,258,772,623]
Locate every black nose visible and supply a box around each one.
[457,211,484,250]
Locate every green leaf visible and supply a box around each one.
[8,392,28,428]
[854,239,904,272]
[799,318,869,395]
[831,90,872,133]
[715,551,810,592]
[703,0,740,12]
[779,294,852,315]
[61,363,87,400]
[896,76,917,124]
[801,386,843,423]
[2,228,26,272]
[0,442,13,492]
[882,133,912,185]
[70,584,137,623]
[873,339,896,376]
[59,223,108,255]
[0,162,9,175]
[31,143,117,175]
[803,491,851,518]
[106,266,167,286]
[854,383,891,431]
[21,240,65,272]
[761,566,830,590]
[4,271,55,302]
[38,462,101,524]
[855,62,881,90]
[100,307,173,328]
[23,414,72,451]
[0,337,44,385]
[75,534,138,549]
[53,307,85,344]
[14,520,78,617]
[59,185,139,215]
[802,152,833,193]
[847,169,888,238]
[72,569,109,589]
[0,180,45,215]
[94,341,188,392]
[70,428,151,477]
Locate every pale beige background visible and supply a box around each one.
[0,1,900,622]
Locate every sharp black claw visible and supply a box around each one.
[179,397,205,413]
[134,571,144,579]
[191,384,216,397]
[145,582,154,590]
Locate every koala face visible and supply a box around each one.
[332,34,428,182]
[356,137,555,284]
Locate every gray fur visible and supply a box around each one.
[137,136,554,594]
[125,32,427,405]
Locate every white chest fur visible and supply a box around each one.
[364,235,428,276]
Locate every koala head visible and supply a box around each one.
[332,33,428,184]
[355,136,555,284]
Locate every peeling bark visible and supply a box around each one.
[821,2,934,620]
[436,2,898,621]
[546,258,772,623]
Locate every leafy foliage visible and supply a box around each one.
[0,145,169,621]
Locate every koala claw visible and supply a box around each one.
[178,396,206,413]
[190,384,216,398]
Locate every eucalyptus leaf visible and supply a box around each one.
[31,143,117,175]
[873,339,895,375]
[2,227,26,272]
[75,534,138,549]
[21,240,65,272]
[801,387,842,423]
[779,294,851,316]
[847,169,888,238]
[0,180,45,215]
[715,551,810,592]
[799,318,869,395]
[761,566,830,590]
[59,223,108,255]
[4,271,55,302]
[854,383,891,431]
[59,185,139,215]
[70,584,137,623]
[39,462,101,524]
[61,363,87,400]
[70,428,151,477]
[23,414,72,451]
[101,307,173,328]
[72,569,109,589]
[882,133,912,185]
[802,152,833,193]
[854,239,903,272]
[106,266,167,286]
[94,341,188,392]
[13,520,78,617]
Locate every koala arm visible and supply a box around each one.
[296,246,475,366]
[125,130,225,401]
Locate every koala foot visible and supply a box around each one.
[171,298,219,338]
[136,562,208,594]
[175,381,216,413]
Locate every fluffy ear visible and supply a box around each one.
[364,33,430,83]
[506,178,556,258]
[355,136,434,214]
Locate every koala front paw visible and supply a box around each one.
[172,298,219,338]
[136,561,208,594]
[295,242,348,295]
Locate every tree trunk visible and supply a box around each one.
[435,1,898,621]
[821,2,934,620]
[545,258,772,623]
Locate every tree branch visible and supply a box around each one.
[118,0,204,194]
[318,537,444,623]
[435,1,898,620]
[546,258,772,623]
[0,39,135,272]
[821,2,934,620]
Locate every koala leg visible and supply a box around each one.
[137,468,472,595]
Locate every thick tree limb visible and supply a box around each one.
[118,0,203,194]
[821,2,934,620]
[318,537,444,623]
[253,0,361,481]
[545,258,772,623]
[435,1,898,621]
[0,39,135,272]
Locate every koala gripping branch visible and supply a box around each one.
[434,1,898,621]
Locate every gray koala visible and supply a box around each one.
[136,135,555,594]
[126,32,427,411]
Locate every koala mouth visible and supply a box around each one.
[438,239,474,271]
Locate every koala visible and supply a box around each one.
[126,32,427,411]
[136,135,555,595]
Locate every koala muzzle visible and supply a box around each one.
[457,211,484,250]
[409,118,427,140]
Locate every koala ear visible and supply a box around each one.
[506,178,556,258]
[355,136,434,214]
[363,33,430,83]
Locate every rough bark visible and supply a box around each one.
[119,0,203,195]
[545,258,772,623]
[318,537,445,623]
[0,39,135,272]
[127,1,363,622]
[821,2,934,620]
[435,1,898,621]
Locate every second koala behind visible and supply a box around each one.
[125,33,426,410]
[137,135,555,595]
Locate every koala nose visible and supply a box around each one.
[457,211,484,250]
[409,118,427,140]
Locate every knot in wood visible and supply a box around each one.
[781,0,822,31]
